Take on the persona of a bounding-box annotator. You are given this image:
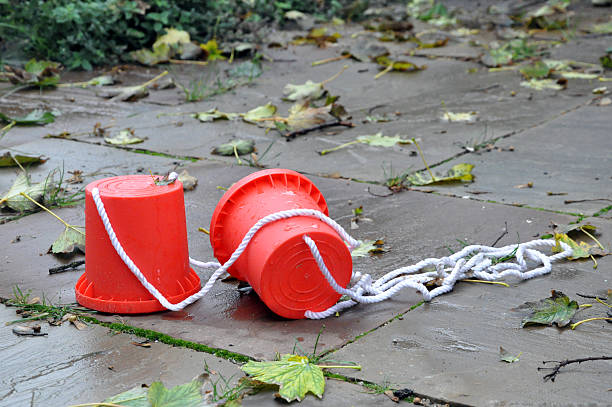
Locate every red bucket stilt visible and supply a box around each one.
[75,175,201,314]
[210,169,352,319]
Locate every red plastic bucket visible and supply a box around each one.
[210,169,352,319]
[75,175,201,314]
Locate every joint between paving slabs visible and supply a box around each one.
[317,301,425,361]
[77,315,254,364]
[325,371,472,407]
[46,136,203,162]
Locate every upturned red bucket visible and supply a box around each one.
[210,169,352,319]
[75,175,201,314]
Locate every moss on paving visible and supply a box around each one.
[80,315,252,363]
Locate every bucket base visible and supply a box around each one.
[75,269,201,314]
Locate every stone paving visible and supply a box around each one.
[1,2,611,406]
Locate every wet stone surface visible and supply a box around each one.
[1,3,612,405]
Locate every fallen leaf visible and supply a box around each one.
[441,111,478,122]
[12,325,47,336]
[98,85,149,102]
[153,173,177,186]
[552,233,606,259]
[520,79,564,90]
[241,354,325,402]
[406,163,474,186]
[520,61,551,79]
[0,172,50,212]
[514,182,533,189]
[520,290,578,327]
[228,60,263,79]
[375,56,426,73]
[560,72,599,80]
[148,378,204,407]
[212,139,255,156]
[62,313,87,330]
[284,103,335,131]
[359,133,412,147]
[599,97,611,106]
[499,346,521,363]
[177,170,198,191]
[132,341,152,348]
[131,28,192,66]
[131,43,172,66]
[0,152,47,167]
[4,59,61,87]
[103,386,148,407]
[292,27,341,47]
[344,40,389,62]
[50,225,85,255]
[193,109,239,122]
[153,28,191,50]
[0,109,57,125]
[200,39,226,61]
[592,20,612,34]
[104,130,144,145]
[241,103,278,124]
[592,86,607,94]
[60,75,115,88]
[283,80,326,101]
[351,239,386,257]
[384,389,400,402]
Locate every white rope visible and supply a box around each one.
[91,176,573,318]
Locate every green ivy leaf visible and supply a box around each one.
[241,354,325,402]
[50,225,85,255]
[520,290,578,328]
[406,163,474,186]
[148,380,203,407]
[212,139,255,156]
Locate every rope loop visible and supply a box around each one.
[91,187,574,319]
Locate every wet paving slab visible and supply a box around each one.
[0,304,238,407]
[408,104,612,216]
[2,161,608,366]
[55,51,597,183]
[1,305,392,407]
[328,254,612,406]
[0,137,182,201]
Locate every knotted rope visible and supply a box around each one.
[91,174,573,319]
